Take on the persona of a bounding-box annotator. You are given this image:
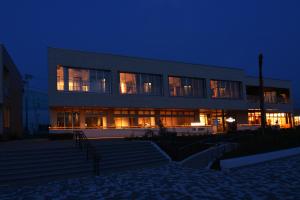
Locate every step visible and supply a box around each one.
[101,152,164,162]
[95,144,154,151]
[97,148,160,158]
[0,158,91,172]
[0,154,88,167]
[0,167,93,187]
[101,155,167,168]
[101,159,168,174]
[91,141,150,146]
[0,147,78,155]
[95,144,155,151]
[0,162,93,177]
[0,150,86,162]
[100,157,168,170]
[92,144,152,150]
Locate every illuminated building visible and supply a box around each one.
[48,47,294,135]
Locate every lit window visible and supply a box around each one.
[210,80,242,99]
[56,65,64,91]
[169,76,205,97]
[120,73,137,94]
[119,72,162,95]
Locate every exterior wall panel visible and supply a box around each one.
[48,47,249,110]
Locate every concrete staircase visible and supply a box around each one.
[91,140,170,174]
[0,139,170,187]
[0,145,93,187]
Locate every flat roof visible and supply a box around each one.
[48,46,245,72]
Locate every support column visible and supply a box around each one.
[222,110,226,132]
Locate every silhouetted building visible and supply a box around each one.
[0,44,23,137]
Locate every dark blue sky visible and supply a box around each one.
[1,0,300,106]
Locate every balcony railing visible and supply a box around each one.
[247,95,289,104]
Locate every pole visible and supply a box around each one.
[25,81,28,134]
[259,54,266,134]
[24,74,33,135]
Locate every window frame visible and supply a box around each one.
[168,75,206,98]
[210,79,243,100]
[118,71,163,96]
[56,65,112,94]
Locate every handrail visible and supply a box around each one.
[74,130,100,175]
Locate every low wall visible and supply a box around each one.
[49,126,213,138]
[180,143,238,169]
[220,146,300,169]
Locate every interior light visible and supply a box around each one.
[226,117,236,123]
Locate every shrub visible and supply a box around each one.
[158,119,167,137]
[144,129,154,138]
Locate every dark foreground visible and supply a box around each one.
[1,155,300,200]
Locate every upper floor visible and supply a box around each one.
[48,47,293,112]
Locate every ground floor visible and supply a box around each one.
[2,155,300,199]
[49,107,293,135]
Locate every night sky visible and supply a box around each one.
[1,0,300,107]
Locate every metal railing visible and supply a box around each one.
[74,130,100,175]
[247,95,289,104]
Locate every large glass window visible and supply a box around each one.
[248,111,290,128]
[85,111,102,128]
[56,112,80,128]
[160,111,195,127]
[264,91,277,104]
[246,86,290,104]
[119,72,162,95]
[168,76,205,97]
[56,66,111,93]
[210,80,242,99]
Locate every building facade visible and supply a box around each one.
[48,47,293,136]
[0,44,23,137]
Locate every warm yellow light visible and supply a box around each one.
[82,85,89,92]
[226,117,236,123]
[191,122,205,126]
[69,82,74,91]
[120,82,126,94]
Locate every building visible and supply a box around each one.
[48,47,293,136]
[0,44,23,137]
[23,89,49,134]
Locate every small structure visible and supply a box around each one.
[0,44,23,138]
